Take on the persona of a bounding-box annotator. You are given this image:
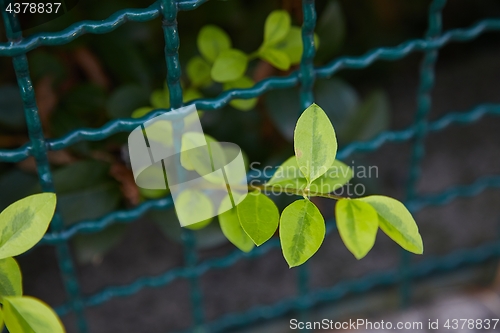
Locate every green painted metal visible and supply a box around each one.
[401,0,448,307]
[0,0,500,332]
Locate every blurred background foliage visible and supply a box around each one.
[1,0,499,264]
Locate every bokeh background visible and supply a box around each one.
[2,0,500,332]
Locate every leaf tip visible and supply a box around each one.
[353,253,366,260]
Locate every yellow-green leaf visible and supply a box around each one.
[176,190,214,228]
[358,195,423,254]
[219,196,254,252]
[0,257,22,300]
[131,107,154,119]
[180,132,226,184]
[311,160,353,194]
[275,26,303,64]
[187,56,212,88]
[267,156,352,194]
[150,87,170,109]
[211,49,248,83]
[223,76,258,111]
[280,199,325,267]
[263,10,291,46]
[185,218,212,230]
[3,296,65,333]
[183,88,203,104]
[237,192,279,246]
[335,198,378,259]
[0,193,56,259]
[197,25,232,63]
[294,103,338,183]
[258,47,291,71]
[0,307,4,332]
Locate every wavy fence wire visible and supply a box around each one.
[1,0,500,332]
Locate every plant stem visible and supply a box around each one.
[250,184,346,201]
[192,182,347,201]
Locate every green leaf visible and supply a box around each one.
[93,34,152,87]
[273,28,319,65]
[263,10,291,46]
[176,189,214,227]
[62,84,106,118]
[280,199,325,267]
[106,85,149,119]
[267,156,307,186]
[183,88,203,104]
[211,49,248,83]
[132,107,154,119]
[150,86,170,109]
[0,193,56,259]
[218,196,254,252]
[275,27,303,64]
[49,160,110,194]
[315,78,360,140]
[223,76,258,111]
[139,188,169,200]
[197,25,232,63]
[28,51,66,83]
[48,162,122,264]
[258,47,291,71]
[264,87,300,141]
[144,119,174,147]
[73,224,127,265]
[187,56,213,88]
[267,156,352,194]
[294,103,338,183]
[47,161,123,265]
[311,160,353,193]
[315,0,346,63]
[48,161,122,225]
[180,132,224,175]
[237,192,279,246]
[335,198,378,259]
[342,90,390,142]
[3,296,65,333]
[0,257,22,299]
[185,219,212,231]
[358,195,423,254]
[0,306,3,332]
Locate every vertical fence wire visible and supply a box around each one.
[0,2,88,332]
[401,0,448,306]
[299,0,317,111]
[160,0,205,329]
[296,1,317,330]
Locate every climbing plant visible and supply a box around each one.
[180,103,423,267]
[0,193,65,332]
[213,103,422,267]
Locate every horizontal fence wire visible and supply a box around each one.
[1,0,500,332]
[1,19,500,162]
[35,103,500,244]
[53,173,500,317]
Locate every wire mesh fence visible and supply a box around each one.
[1,0,500,332]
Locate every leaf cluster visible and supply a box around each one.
[217,104,423,267]
[132,9,316,115]
[0,194,66,332]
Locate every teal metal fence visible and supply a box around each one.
[1,0,500,332]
